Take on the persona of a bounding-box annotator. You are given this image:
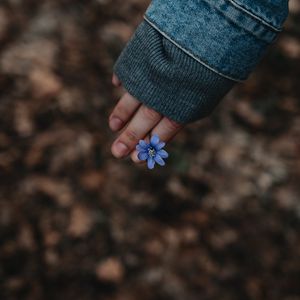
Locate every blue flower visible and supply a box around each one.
[136,134,169,169]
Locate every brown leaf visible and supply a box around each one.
[68,205,94,238]
[95,257,124,283]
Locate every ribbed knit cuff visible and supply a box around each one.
[113,21,235,124]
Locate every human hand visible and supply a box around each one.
[109,74,184,163]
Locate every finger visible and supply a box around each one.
[130,117,183,164]
[111,105,162,158]
[109,92,141,132]
[131,135,150,164]
[151,117,183,142]
[112,73,121,87]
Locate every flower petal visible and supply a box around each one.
[147,157,155,169]
[157,149,169,159]
[138,140,149,149]
[136,144,147,152]
[154,154,165,166]
[156,142,165,150]
[137,151,148,161]
[150,134,160,146]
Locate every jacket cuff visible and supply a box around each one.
[113,21,235,124]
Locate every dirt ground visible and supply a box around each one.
[0,1,300,299]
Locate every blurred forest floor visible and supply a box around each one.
[0,1,300,300]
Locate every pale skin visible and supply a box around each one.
[109,74,184,163]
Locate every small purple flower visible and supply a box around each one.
[136,134,169,169]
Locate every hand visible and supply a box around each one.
[109,74,184,163]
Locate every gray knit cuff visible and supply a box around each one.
[113,20,235,124]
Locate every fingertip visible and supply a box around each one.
[109,93,141,132]
[112,74,121,87]
[109,117,123,132]
[111,141,129,159]
[131,150,144,164]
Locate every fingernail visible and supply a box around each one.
[113,142,129,157]
[109,117,123,131]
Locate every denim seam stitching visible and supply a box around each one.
[203,0,275,43]
[204,0,274,42]
[228,0,282,32]
[144,16,241,83]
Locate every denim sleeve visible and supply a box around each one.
[113,0,289,123]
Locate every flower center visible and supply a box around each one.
[148,147,156,158]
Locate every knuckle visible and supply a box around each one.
[141,106,160,121]
[124,129,139,143]
[115,105,128,117]
[165,118,182,131]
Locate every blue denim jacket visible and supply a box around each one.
[114,0,289,123]
[145,0,289,81]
